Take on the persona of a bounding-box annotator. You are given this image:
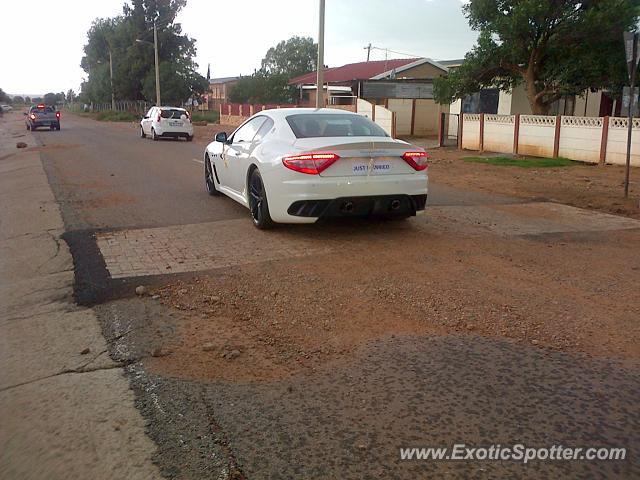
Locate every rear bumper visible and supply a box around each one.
[29,121,59,128]
[155,126,194,137]
[287,194,427,218]
[262,169,428,223]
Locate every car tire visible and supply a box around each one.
[56,124,61,131]
[26,124,30,131]
[248,169,274,229]
[151,128,158,141]
[204,155,221,196]
[140,127,145,138]
[186,135,193,142]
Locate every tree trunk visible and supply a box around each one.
[523,67,550,115]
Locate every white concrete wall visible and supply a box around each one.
[606,117,640,166]
[387,99,413,136]
[484,115,515,154]
[374,105,393,136]
[497,91,513,115]
[558,117,602,163]
[518,115,557,157]
[357,98,373,119]
[461,114,481,150]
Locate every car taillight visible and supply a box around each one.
[56,111,61,119]
[282,153,340,175]
[30,113,36,120]
[402,151,428,171]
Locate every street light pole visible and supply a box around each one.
[315,0,325,109]
[153,19,161,106]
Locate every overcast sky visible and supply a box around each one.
[1,0,477,96]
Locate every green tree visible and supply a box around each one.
[24,96,31,104]
[66,89,76,103]
[13,95,25,104]
[230,36,317,104]
[80,0,207,105]
[434,0,640,114]
[261,36,317,78]
[0,88,9,103]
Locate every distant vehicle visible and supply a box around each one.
[1,104,13,112]
[25,104,61,131]
[140,106,194,141]
[203,108,429,229]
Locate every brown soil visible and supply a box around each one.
[429,148,640,219]
[146,226,640,382]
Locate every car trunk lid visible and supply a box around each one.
[293,137,418,177]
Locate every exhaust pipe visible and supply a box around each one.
[390,199,401,211]
[341,201,354,213]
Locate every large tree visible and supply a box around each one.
[80,0,207,106]
[230,36,317,104]
[434,0,640,114]
[261,36,317,78]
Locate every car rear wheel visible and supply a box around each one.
[204,155,221,196]
[186,135,193,142]
[151,128,158,141]
[248,169,274,229]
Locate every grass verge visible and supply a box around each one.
[464,156,576,168]
[191,110,219,124]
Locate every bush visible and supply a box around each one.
[95,110,140,122]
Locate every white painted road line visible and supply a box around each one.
[192,158,204,164]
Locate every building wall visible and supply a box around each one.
[396,63,447,79]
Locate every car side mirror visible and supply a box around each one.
[215,132,228,143]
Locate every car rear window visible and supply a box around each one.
[286,113,389,138]
[32,106,54,113]
[160,109,186,119]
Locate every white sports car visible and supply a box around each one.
[203,108,428,228]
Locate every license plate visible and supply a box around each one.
[169,121,183,126]
[352,162,392,175]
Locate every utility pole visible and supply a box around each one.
[365,43,371,61]
[624,30,639,198]
[109,49,115,110]
[315,0,325,109]
[154,18,161,106]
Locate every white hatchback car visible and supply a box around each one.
[140,106,194,141]
[203,108,428,229]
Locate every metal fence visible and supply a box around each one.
[66,101,152,114]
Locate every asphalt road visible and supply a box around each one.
[35,112,640,479]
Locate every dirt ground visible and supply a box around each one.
[145,224,640,382]
[428,147,640,219]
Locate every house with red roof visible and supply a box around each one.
[289,58,449,136]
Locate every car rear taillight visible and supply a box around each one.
[282,153,340,175]
[402,151,428,171]
[55,111,61,119]
[30,113,36,120]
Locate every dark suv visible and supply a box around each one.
[26,104,61,131]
